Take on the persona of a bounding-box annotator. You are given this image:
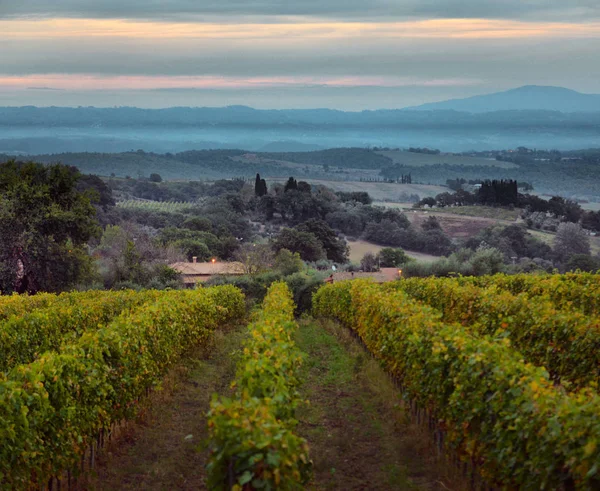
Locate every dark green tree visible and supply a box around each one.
[284,177,298,193]
[360,252,379,272]
[77,174,115,210]
[272,228,325,262]
[260,178,268,197]
[259,195,276,220]
[296,219,349,263]
[378,248,411,267]
[421,216,442,231]
[297,181,312,193]
[254,173,264,197]
[0,161,100,293]
[565,254,600,273]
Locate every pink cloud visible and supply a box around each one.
[0,74,483,91]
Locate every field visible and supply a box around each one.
[374,201,600,253]
[425,205,522,221]
[3,274,600,489]
[582,202,600,212]
[375,150,518,169]
[528,228,600,255]
[347,239,440,263]
[118,199,197,212]
[268,177,446,201]
[374,201,523,221]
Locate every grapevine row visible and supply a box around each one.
[313,280,600,489]
[0,285,245,489]
[394,277,600,390]
[0,292,56,321]
[459,273,600,316]
[207,282,311,490]
[0,289,161,373]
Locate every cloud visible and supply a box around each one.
[2,2,600,109]
[1,19,598,83]
[0,74,484,91]
[26,86,65,91]
[1,0,600,22]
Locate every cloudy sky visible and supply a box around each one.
[1,1,600,109]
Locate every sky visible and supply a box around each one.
[2,1,600,110]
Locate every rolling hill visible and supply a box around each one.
[406,86,600,113]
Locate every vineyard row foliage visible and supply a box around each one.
[313,280,600,490]
[0,290,163,373]
[394,277,600,390]
[207,282,311,490]
[0,286,245,489]
[0,292,57,321]
[458,273,600,316]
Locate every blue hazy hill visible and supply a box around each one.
[406,86,600,113]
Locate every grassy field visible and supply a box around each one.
[376,150,518,169]
[268,178,446,201]
[529,229,600,255]
[374,202,522,221]
[428,206,522,221]
[581,202,600,212]
[347,240,440,264]
[117,199,196,213]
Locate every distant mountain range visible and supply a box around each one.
[406,86,600,113]
[2,86,600,154]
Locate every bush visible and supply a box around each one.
[274,249,304,276]
[402,247,505,278]
[360,252,379,272]
[284,272,325,314]
[565,254,600,273]
[378,248,412,267]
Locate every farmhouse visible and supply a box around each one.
[169,257,245,286]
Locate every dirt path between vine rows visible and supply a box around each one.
[83,325,246,490]
[84,318,459,490]
[295,318,460,491]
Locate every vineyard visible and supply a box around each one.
[313,274,600,490]
[117,200,198,213]
[0,286,245,489]
[1,273,599,489]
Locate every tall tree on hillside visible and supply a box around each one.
[0,161,100,293]
[254,173,268,197]
[255,173,262,196]
[284,177,298,193]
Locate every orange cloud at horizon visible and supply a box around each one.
[0,74,483,91]
[3,17,600,41]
